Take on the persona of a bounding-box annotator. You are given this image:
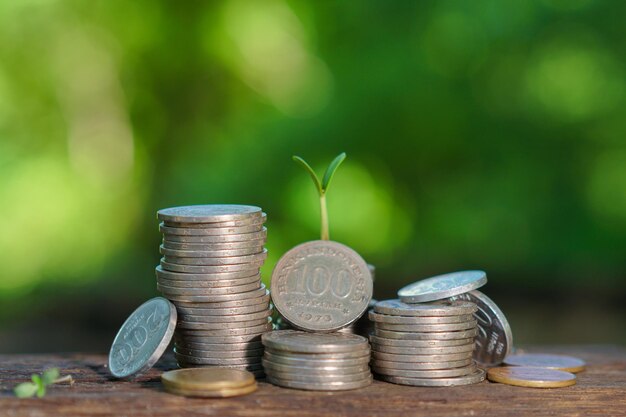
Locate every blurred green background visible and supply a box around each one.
[0,0,625,353]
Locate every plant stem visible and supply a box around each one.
[53,375,74,385]
[320,193,329,240]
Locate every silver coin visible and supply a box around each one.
[378,368,485,386]
[369,335,475,348]
[162,238,266,251]
[375,319,477,332]
[266,375,372,391]
[264,348,370,360]
[371,358,473,370]
[174,333,263,345]
[179,309,271,323]
[176,322,272,336]
[160,245,264,258]
[155,265,260,281]
[157,275,260,288]
[163,212,267,228]
[175,340,264,351]
[398,270,487,303]
[163,285,267,303]
[157,281,261,296]
[160,223,265,236]
[171,289,269,308]
[266,370,371,383]
[108,297,176,378]
[162,249,268,266]
[369,311,475,325]
[157,205,262,223]
[262,358,370,374]
[374,327,479,341]
[177,317,271,330]
[371,350,474,363]
[163,229,267,243]
[271,240,373,332]
[174,346,264,358]
[367,264,376,282]
[371,343,475,355]
[174,352,263,366]
[374,299,478,317]
[160,259,264,274]
[262,330,369,353]
[177,361,265,374]
[174,301,269,316]
[263,351,370,367]
[448,290,513,367]
[372,364,477,378]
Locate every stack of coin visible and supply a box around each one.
[156,205,272,377]
[369,299,485,386]
[262,330,372,391]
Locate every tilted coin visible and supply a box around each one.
[503,354,585,373]
[173,333,263,345]
[174,301,269,316]
[161,368,255,391]
[266,375,372,391]
[108,297,177,378]
[369,311,475,325]
[174,347,264,358]
[175,352,263,366]
[379,368,485,387]
[375,320,477,333]
[487,366,576,388]
[372,364,476,378]
[162,249,268,266]
[157,205,262,223]
[263,351,370,367]
[172,290,269,309]
[371,350,474,363]
[163,382,258,398]
[262,330,369,353]
[371,343,475,355]
[266,370,371,383]
[176,317,270,330]
[371,358,473,370]
[160,259,263,274]
[398,270,487,303]
[155,265,260,281]
[163,212,267,228]
[374,299,477,317]
[162,238,266,251]
[160,245,263,258]
[374,327,478,341]
[163,230,267,243]
[369,335,475,348]
[157,281,261,296]
[178,309,271,323]
[160,223,265,236]
[262,358,370,374]
[176,322,272,336]
[271,241,373,332]
[157,274,260,288]
[175,340,264,351]
[164,284,268,302]
[448,290,512,366]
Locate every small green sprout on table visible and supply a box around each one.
[292,152,346,241]
[14,368,74,398]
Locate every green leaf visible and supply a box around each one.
[292,155,322,195]
[42,368,60,385]
[14,382,38,398]
[321,152,346,192]
[31,375,46,397]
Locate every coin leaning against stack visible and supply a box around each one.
[156,205,272,377]
[262,330,372,391]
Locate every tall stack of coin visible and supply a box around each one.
[262,330,372,390]
[156,205,272,377]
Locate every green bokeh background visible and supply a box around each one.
[0,0,624,352]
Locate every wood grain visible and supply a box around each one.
[1,345,625,417]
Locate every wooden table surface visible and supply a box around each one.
[1,345,625,417]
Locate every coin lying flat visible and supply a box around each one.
[164,230,267,243]
[262,330,369,353]
[177,322,273,336]
[380,368,485,387]
[369,311,475,324]
[262,359,371,374]
[163,383,258,398]
[174,334,264,345]
[372,364,476,378]
[162,238,266,251]
[448,290,512,366]
[370,343,475,355]
[157,281,261,296]
[372,358,473,370]
[266,375,372,391]
[263,351,370,367]
[160,259,264,274]
[177,317,270,330]
[369,335,475,348]
[165,285,268,302]
[174,302,269,316]
[172,290,269,309]
[271,240,373,332]
[162,368,255,390]
[375,320,477,332]
[175,340,264,351]
[374,299,477,317]
[157,275,261,288]
[164,212,267,229]
[176,361,265,372]
[108,297,177,378]
[160,223,265,236]
[398,271,487,303]
[179,309,271,323]
[157,205,263,223]
[503,354,585,373]
[372,351,474,363]
[487,366,577,388]
[175,346,264,358]
[162,249,268,266]
[160,245,264,258]
[267,369,372,383]
[374,328,479,341]
[175,352,263,365]
[155,265,260,281]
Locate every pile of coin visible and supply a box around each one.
[156,205,272,377]
[262,330,372,390]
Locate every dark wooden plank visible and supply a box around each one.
[1,345,625,417]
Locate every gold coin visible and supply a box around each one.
[503,353,586,373]
[487,366,576,388]
[163,381,258,397]
[161,368,255,391]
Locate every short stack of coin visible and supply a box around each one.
[369,299,485,386]
[156,205,272,377]
[262,330,372,391]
